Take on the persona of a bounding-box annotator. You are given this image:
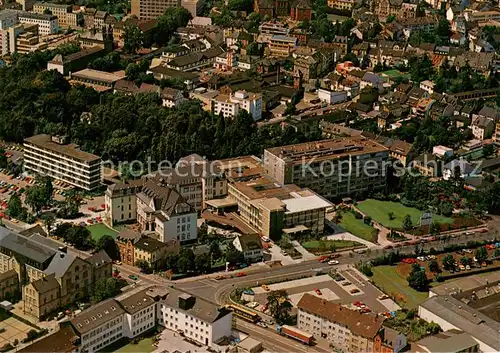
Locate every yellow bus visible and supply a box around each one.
[226,304,261,323]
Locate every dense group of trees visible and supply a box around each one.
[0,50,321,167]
[123,8,192,53]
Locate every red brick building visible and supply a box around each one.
[254,0,312,21]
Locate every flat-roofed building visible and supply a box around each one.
[269,35,296,56]
[18,12,58,35]
[214,156,332,239]
[32,2,78,27]
[212,90,262,121]
[69,68,125,92]
[263,137,389,199]
[131,0,181,20]
[24,134,102,191]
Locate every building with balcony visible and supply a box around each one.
[23,134,102,191]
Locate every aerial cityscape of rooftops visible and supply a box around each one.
[0,0,500,352]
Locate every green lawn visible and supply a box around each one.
[357,199,453,229]
[87,223,118,241]
[302,239,361,252]
[100,337,154,353]
[339,212,377,243]
[371,266,429,309]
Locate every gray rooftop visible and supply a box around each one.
[0,227,56,265]
[420,295,500,351]
[161,287,231,324]
[70,298,125,334]
[416,331,478,353]
[44,252,77,278]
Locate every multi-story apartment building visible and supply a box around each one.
[65,286,232,353]
[263,137,389,200]
[269,35,297,56]
[297,294,386,353]
[327,0,356,11]
[32,3,78,27]
[131,0,181,20]
[212,90,262,121]
[24,134,102,191]
[105,179,144,225]
[18,12,58,36]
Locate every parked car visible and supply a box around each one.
[377,294,389,300]
[261,284,270,291]
[256,322,267,328]
[350,288,360,294]
[342,281,351,286]
[236,272,247,277]
[128,275,138,280]
[314,288,322,295]
[328,260,339,265]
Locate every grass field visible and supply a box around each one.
[87,223,118,241]
[302,239,361,254]
[339,212,377,242]
[371,265,429,309]
[357,199,453,229]
[101,337,154,353]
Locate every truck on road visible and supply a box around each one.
[276,325,314,345]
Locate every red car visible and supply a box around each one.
[314,288,322,295]
[236,272,246,277]
[318,256,328,263]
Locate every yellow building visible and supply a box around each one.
[134,236,179,269]
[23,274,60,320]
[0,270,19,302]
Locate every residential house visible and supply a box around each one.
[134,236,179,268]
[0,270,19,302]
[411,153,441,177]
[443,159,481,180]
[472,106,499,140]
[87,251,112,283]
[115,230,142,266]
[232,234,263,263]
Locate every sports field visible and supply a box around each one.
[357,199,453,229]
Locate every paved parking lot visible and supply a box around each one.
[250,268,400,314]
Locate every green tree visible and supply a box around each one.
[123,24,143,54]
[95,234,120,261]
[7,193,22,218]
[442,254,455,271]
[429,259,440,273]
[475,247,487,262]
[136,259,152,273]
[177,248,195,273]
[42,214,55,236]
[225,243,244,265]
[460,257,469,266]
[494,248,500,258]
[0,149,7,169]
[209,241,222,262]
[25,186,46,215]
[195,253,211,274]
[91,278,119,303]
[402,214,413,230]
[407,263,428,291]
[388,212,395,220]
[430,222,441,235]
[267,290,292,324]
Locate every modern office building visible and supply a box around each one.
[24,134,102,191]
[263,137,389,199]
[131,0,181,20]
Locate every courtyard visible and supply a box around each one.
[338,211,378,243]
[0,314,38,349]
[87,223,118,241]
